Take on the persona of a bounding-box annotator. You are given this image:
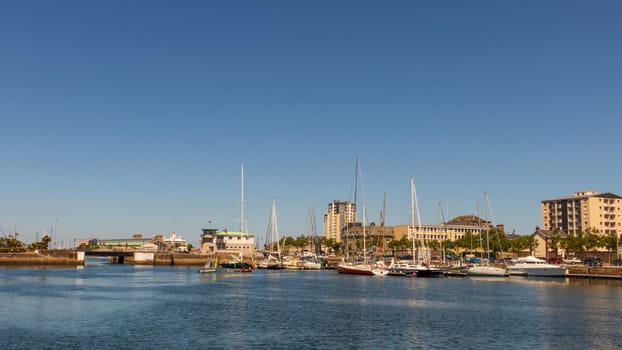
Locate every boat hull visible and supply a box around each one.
[387,263,445,278]
[336,264,374,276]
[466,265,508,277]
[221,262,251,269]
[507,266,567,277]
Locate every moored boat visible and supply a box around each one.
[336,262,375,275]
[466,264,508,277]
[199,259,217,273]
[507,256,567,277]
[387,259,444,277]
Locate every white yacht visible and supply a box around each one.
[465,264,508,277]
[506,256,568,277]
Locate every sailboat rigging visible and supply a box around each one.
[259,199,283,269]
[336,158,387,276]
[387,177,444,277]
[465,192,508,277]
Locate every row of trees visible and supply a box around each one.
[264,235,319,253]
[308,228,620,257]
[0,233,51,251]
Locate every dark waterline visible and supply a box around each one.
[1,261,621,349]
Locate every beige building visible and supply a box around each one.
[340,222,394,254]
[200,228,255,257]
[541,191,622,236]
[323,200,356,243]
[392,221,491,242]
[531,230,568,259]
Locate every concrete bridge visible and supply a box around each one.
[84,250,134,263]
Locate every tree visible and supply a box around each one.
[549,231,562,258]
[321,238,337,255]
[601,233,618,252]
[527,236,539,256]
[453,231,478,253]
[0,234,25,250]
[29,235,51,251]
[565,234,585,253]
[583,229,601,253]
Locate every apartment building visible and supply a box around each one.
[323,200,356,243]
[541,191,622,236]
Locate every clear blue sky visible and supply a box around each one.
[1,1,621,247]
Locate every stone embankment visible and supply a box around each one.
[127,252,259,266]
[567,265,622,279]
[0,250,84,265]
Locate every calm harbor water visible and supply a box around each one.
[1,259,622,349]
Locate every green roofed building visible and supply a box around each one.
[200,228,255,256]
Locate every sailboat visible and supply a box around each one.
[336,159,387,276]
[258,199,284,269]
[387,177,444,277]
[199,258,217,273]
[336,205,374,275]
[465,193,508,277]
[219,163,253,271]
[299,206,322,270]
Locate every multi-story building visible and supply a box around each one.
[392,218,493,243]
[541,191,622,236]
[323,200,356,243]
[200,228,255,256]
[341,222,394,254]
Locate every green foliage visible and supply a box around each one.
[453,231,479,251]
[583,228,601,252]
[549,232,562,256]
[565,234,585,252]
[601,233,618,252]
[388,236,413,254]
[0,234,25,249]
[527,236,539,255]
[508,236,529,255]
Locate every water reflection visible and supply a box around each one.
[565,277,622,287]
[1,267,622,349]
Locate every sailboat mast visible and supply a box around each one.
[353,157,359,223]
[412,177,425,262]
[272,200,282,262]
[410,177,416,264]
[480,203,483,257]
[439,202,448,266]
[362,204,366,261]
[484,192,490,262]
[240,163,245,233]
[379,192,386,257]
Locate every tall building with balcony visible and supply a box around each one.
[541,191,622,236]
[323,200,356,243]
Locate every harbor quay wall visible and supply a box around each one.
[0,250,84,265]
[123,252,209,266]
[147,252,261,266]
[567,265,622,278]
